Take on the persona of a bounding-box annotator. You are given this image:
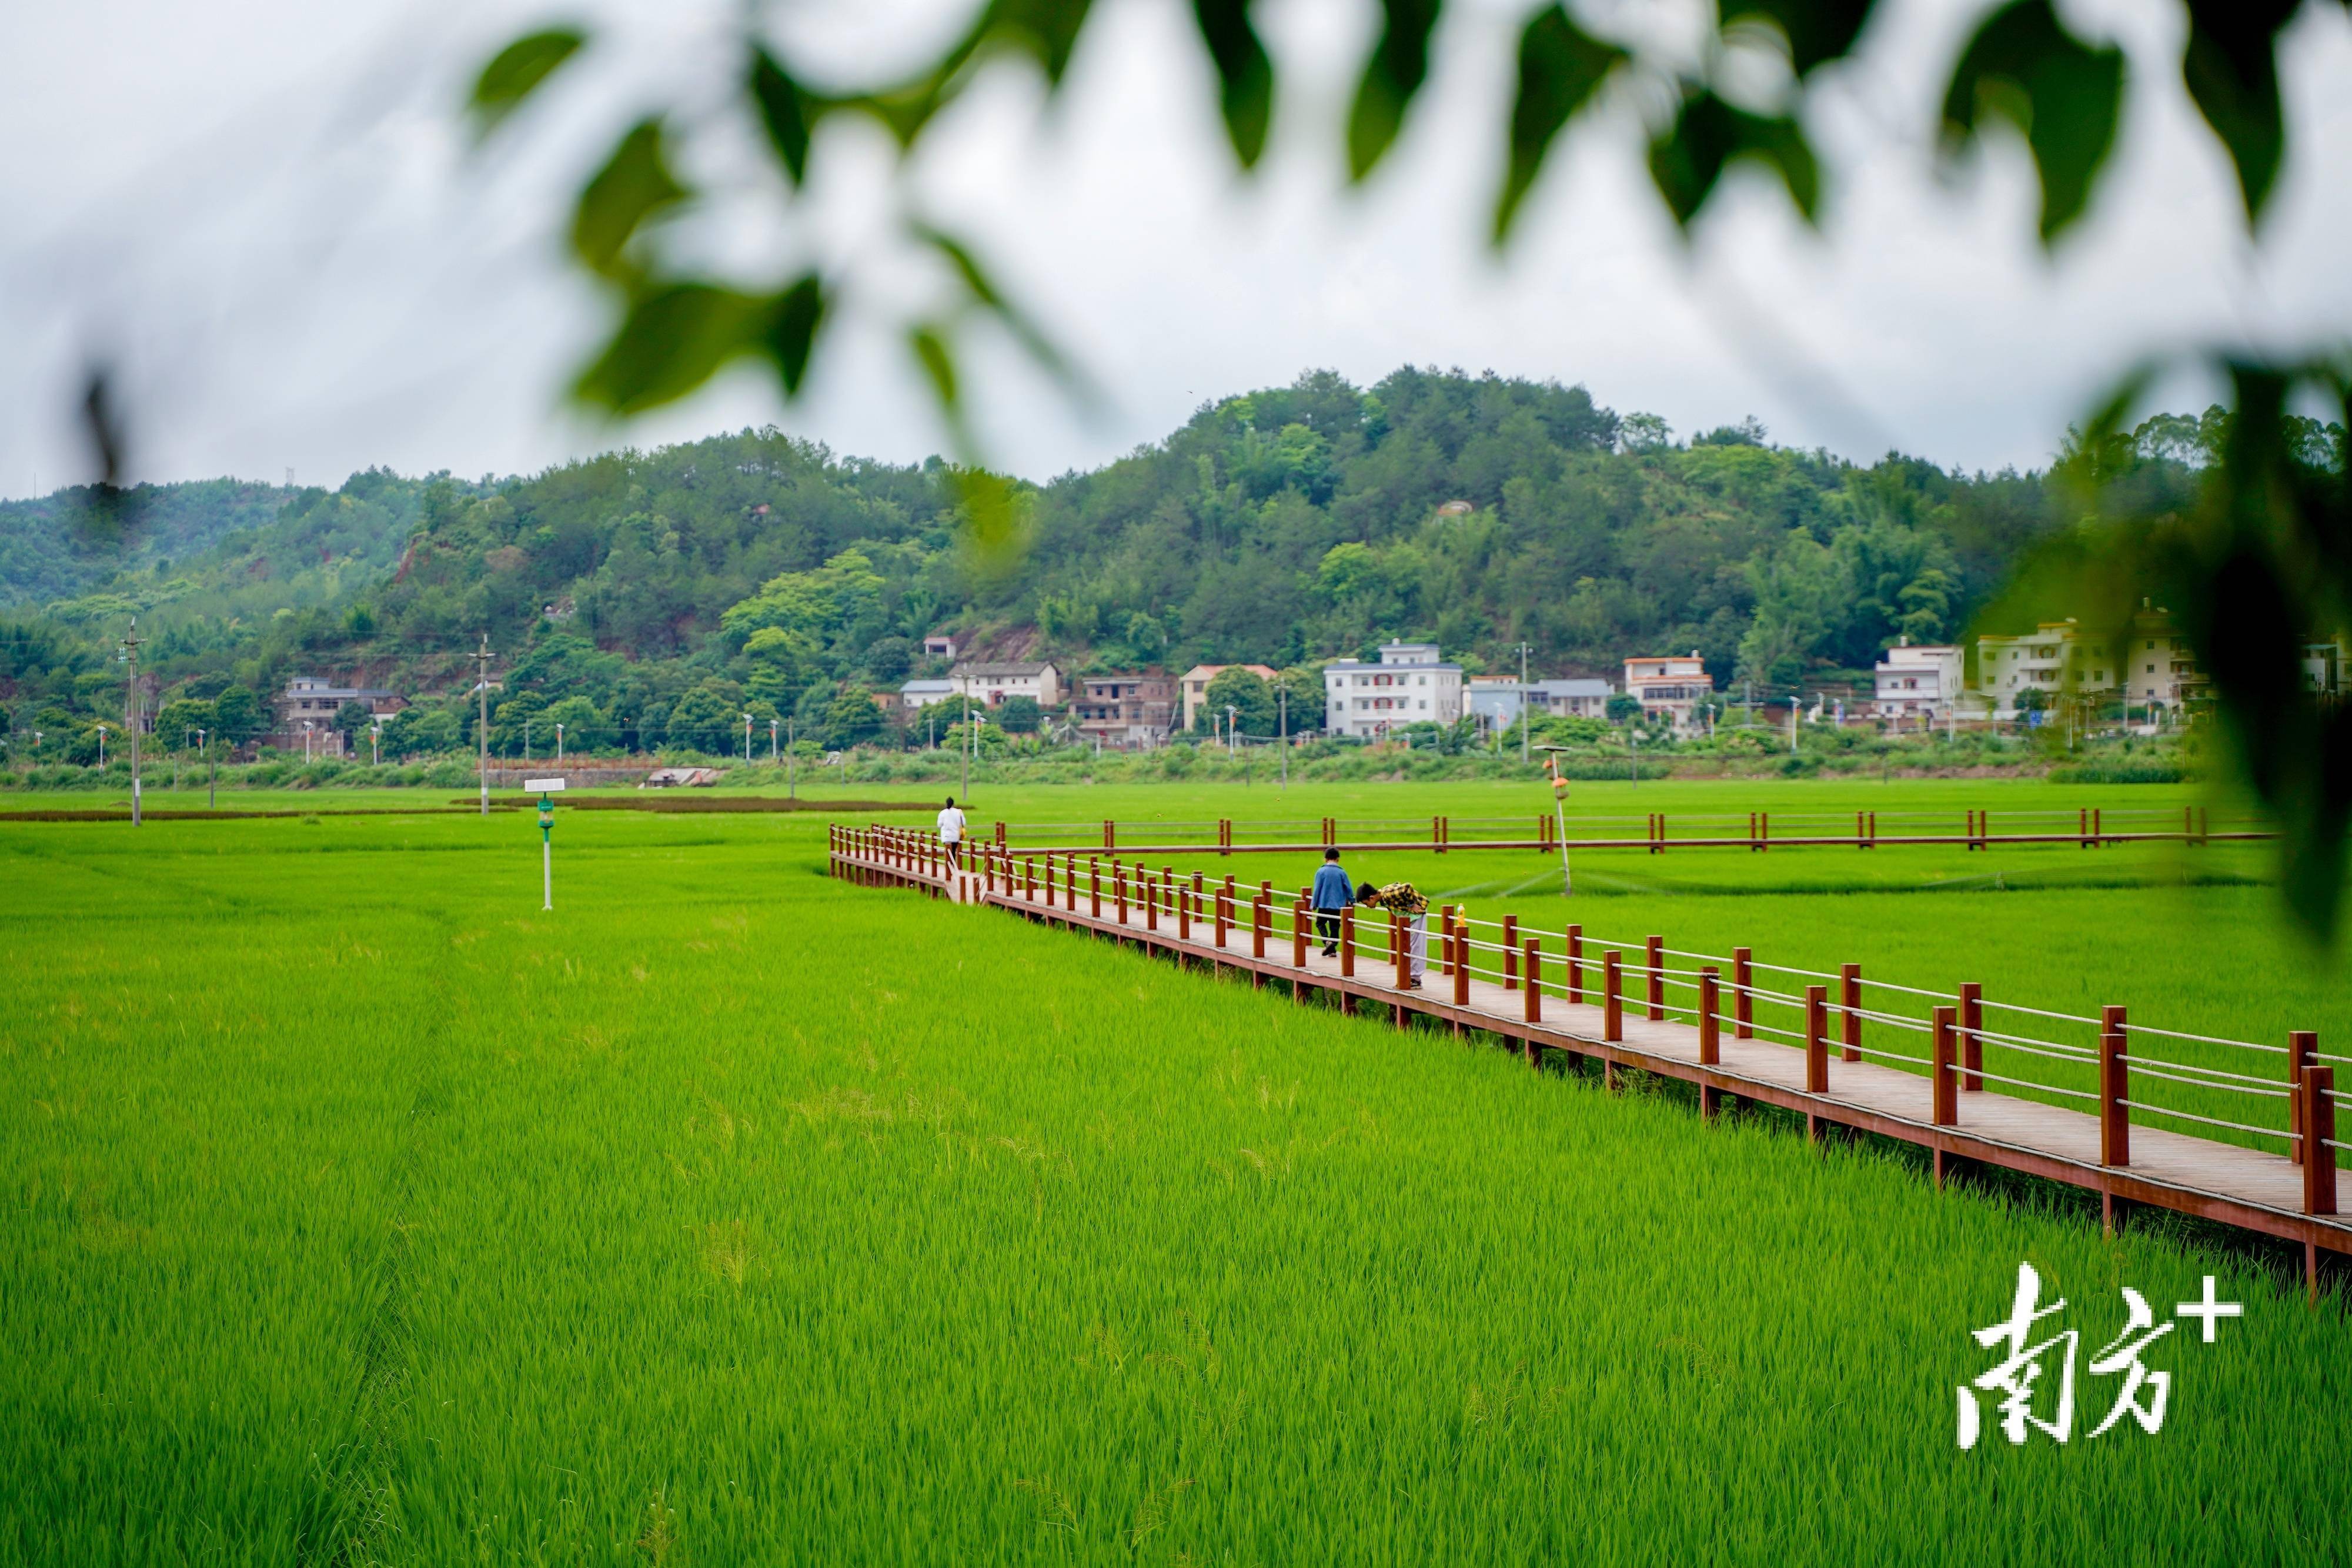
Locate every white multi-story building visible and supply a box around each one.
[1975,621,2120,718]
[2121,607,2206,711]
[1873,640,1963,719]
[1323,641,1464,737]
[1623,653,1713,732]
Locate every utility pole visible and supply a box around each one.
[1518,640,1532,765]
[475,633,493,817]
[1278,684,1287,790]
[119,618,143,825]
[960,697,970,803]
[199,728,215,808]
[787,717,797,798]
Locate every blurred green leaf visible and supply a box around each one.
[1492,6,1623,243]
[971,0,1098,85]
[1648,91,1819,228]
[573,283,767,415]
[748,46,823,186]
[912,225,1084,399]
[2180,0,2296,225]
[1719,0,1879,77]
[1347,0,1441,181]
[1939,0,2123,243]
[469,27,586,139]
[908,324,961,424]
[570,119,693,279]
[1191,0,1275,168]
[764,273,828,396]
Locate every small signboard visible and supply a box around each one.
[525,777,567,793]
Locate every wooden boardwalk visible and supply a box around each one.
[833,831,2349,1293]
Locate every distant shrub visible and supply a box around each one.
[2049,763,2190,784]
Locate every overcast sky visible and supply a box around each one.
[3,0,2347,500]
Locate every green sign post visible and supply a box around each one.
[527,776,565,909]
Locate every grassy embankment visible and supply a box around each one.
[3,788,2346,1563]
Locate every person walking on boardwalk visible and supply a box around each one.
[937,795,967,870]
[1311,846,1352,956]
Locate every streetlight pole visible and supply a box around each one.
[119,617,143,826]
[97,725,106,769]
[475,633,493,817]
[769,718,779,767]
[555,723,564,765]
[1517,640,1532,765]
[1225,703,1238,758]
[743,713,753,764]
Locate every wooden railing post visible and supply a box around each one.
[1566,924,1583,1004]
[1960,982,1983,1091]
[2100,1004,2130,1168]
[1603,951,1623,1042]
[1523,940,1541,1025]
[1933,1006,1957,1125]
[1292,894,1308,967]
[1254,898,1268,960]
[1733,948,1753,1039]
[1437,906,1454,977]
[1840,963,1862,1063]
[1090,856,1101,918]
[1340,907,1356,978]
[2290,1031,2316,1164]
[2304,1066,2337,1216]
[1805,985,1829,1094]
[1218,818,1231,855]
[1502,915,1519,990]
[1646,935,1664,1021]
[1024,856,1036,901]
[1698,967,1720,1065]
[1214,885,1228,948]
[1114,861,1128,922]
[1452,921,1470,1007]
[1394,914,1410,991]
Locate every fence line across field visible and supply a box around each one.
[831,821,2348,1296]
[979,804,2257,857]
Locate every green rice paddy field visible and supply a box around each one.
[5,778,2350,1564]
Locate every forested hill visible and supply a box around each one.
[4,365,2215,746]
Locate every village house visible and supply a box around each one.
[1622,654,1713,733]
[1321,641,1464,738]
[949,660,1063,708]
[1076,672,1177,748]
[1873,639,1965,720]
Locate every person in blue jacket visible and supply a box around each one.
[1311,847,1354,956]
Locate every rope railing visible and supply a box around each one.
[830,826,2341,1222]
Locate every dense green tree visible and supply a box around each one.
[211,686,265,744]
[1198,667,1276,737]
[995,695,1041,734]
[821,687,883,750]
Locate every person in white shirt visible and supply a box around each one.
[936,795,967,868]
